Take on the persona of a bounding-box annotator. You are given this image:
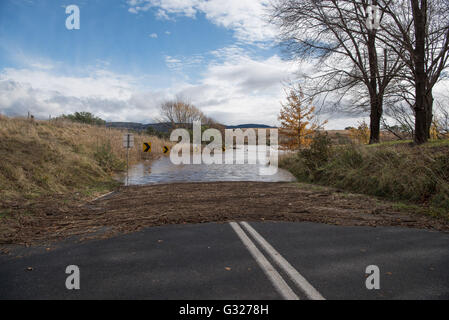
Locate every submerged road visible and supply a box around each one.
[1,221,448,300]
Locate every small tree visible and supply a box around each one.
[278,86,326,150]
[349,121,370,144]
[432,100,449,139]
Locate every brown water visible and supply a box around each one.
[117,147,296,185]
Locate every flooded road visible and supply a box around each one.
[117,147,296,185]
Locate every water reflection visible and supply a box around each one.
[117,147,296,185]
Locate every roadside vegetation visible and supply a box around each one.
[277,82,448,218]
[0,115,170,203]
[280,134,449,218]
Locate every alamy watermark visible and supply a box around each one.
[366,4,381,31]
[65,265,80,290]
[169,121,279,176]
[63,3,380,35]
[365,265,380,290]
[65,5,80,30]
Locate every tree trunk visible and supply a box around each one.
[412,0,428,145]
[367,2,381,144]
[415,107,428,144]
[369,95,382,144]
[425,90,434,139]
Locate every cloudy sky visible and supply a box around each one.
[0,0,373,128]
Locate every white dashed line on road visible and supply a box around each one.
[239,221,325,300]
[229,222,299,300]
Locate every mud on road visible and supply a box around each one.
[1,182,448,246]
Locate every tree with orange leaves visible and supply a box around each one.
[278,86,326,150]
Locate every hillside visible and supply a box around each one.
[0,116,169,202]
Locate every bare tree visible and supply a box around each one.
[433,98,449,138]
[158,97,205,129]
[271,0,404,144]
[382,102,415,139]
[157,97,224,136]
[377,0,449,144]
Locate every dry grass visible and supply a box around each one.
[280,138,449,215]
[0,115,172,201]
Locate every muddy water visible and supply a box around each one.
[117,147,296,185]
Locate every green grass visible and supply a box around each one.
[79,180,122,197]
[366,140,413,148]
[425,139,449,147]
[392,202,449,220]
[367,139,449,148]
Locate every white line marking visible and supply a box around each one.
[240,221,325,300]
[229,222,299,300]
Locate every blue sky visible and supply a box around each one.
[1,0,238,85]
[0,0,367,127]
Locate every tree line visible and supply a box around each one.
[271,0,449,145]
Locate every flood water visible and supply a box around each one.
[117,147,296,185]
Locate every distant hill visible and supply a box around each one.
[106,122,277,132]
[106,122,171,133]
[225,124,277,129]
[106,122,147,131]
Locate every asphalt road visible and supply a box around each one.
[0,221,448,300]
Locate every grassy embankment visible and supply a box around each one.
[280,136,449,220]
[0,116,170,214]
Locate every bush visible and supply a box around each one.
[348,121,370,144]
[61,112,106,126]
[300,132,332,178]
[94,143,126,173]
[146,126,170,139]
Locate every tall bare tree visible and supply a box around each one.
[271,0,403,144]
[377,0,449,144]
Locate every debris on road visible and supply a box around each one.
[1,182,448,246]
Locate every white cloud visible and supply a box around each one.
[0,48,381,128]
[164,54,204,73]
[0,67,169,122]
[149,33,158,38]
[168,48,300,125]
[126,0,277,44]
[0,48,297,126]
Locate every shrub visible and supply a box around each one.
[300,132,332,177]
[61,112,106,126]
[146,126,170,139]
[348,121,370,144]
[94,143,126,173]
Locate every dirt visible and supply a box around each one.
[1,182,448,246]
